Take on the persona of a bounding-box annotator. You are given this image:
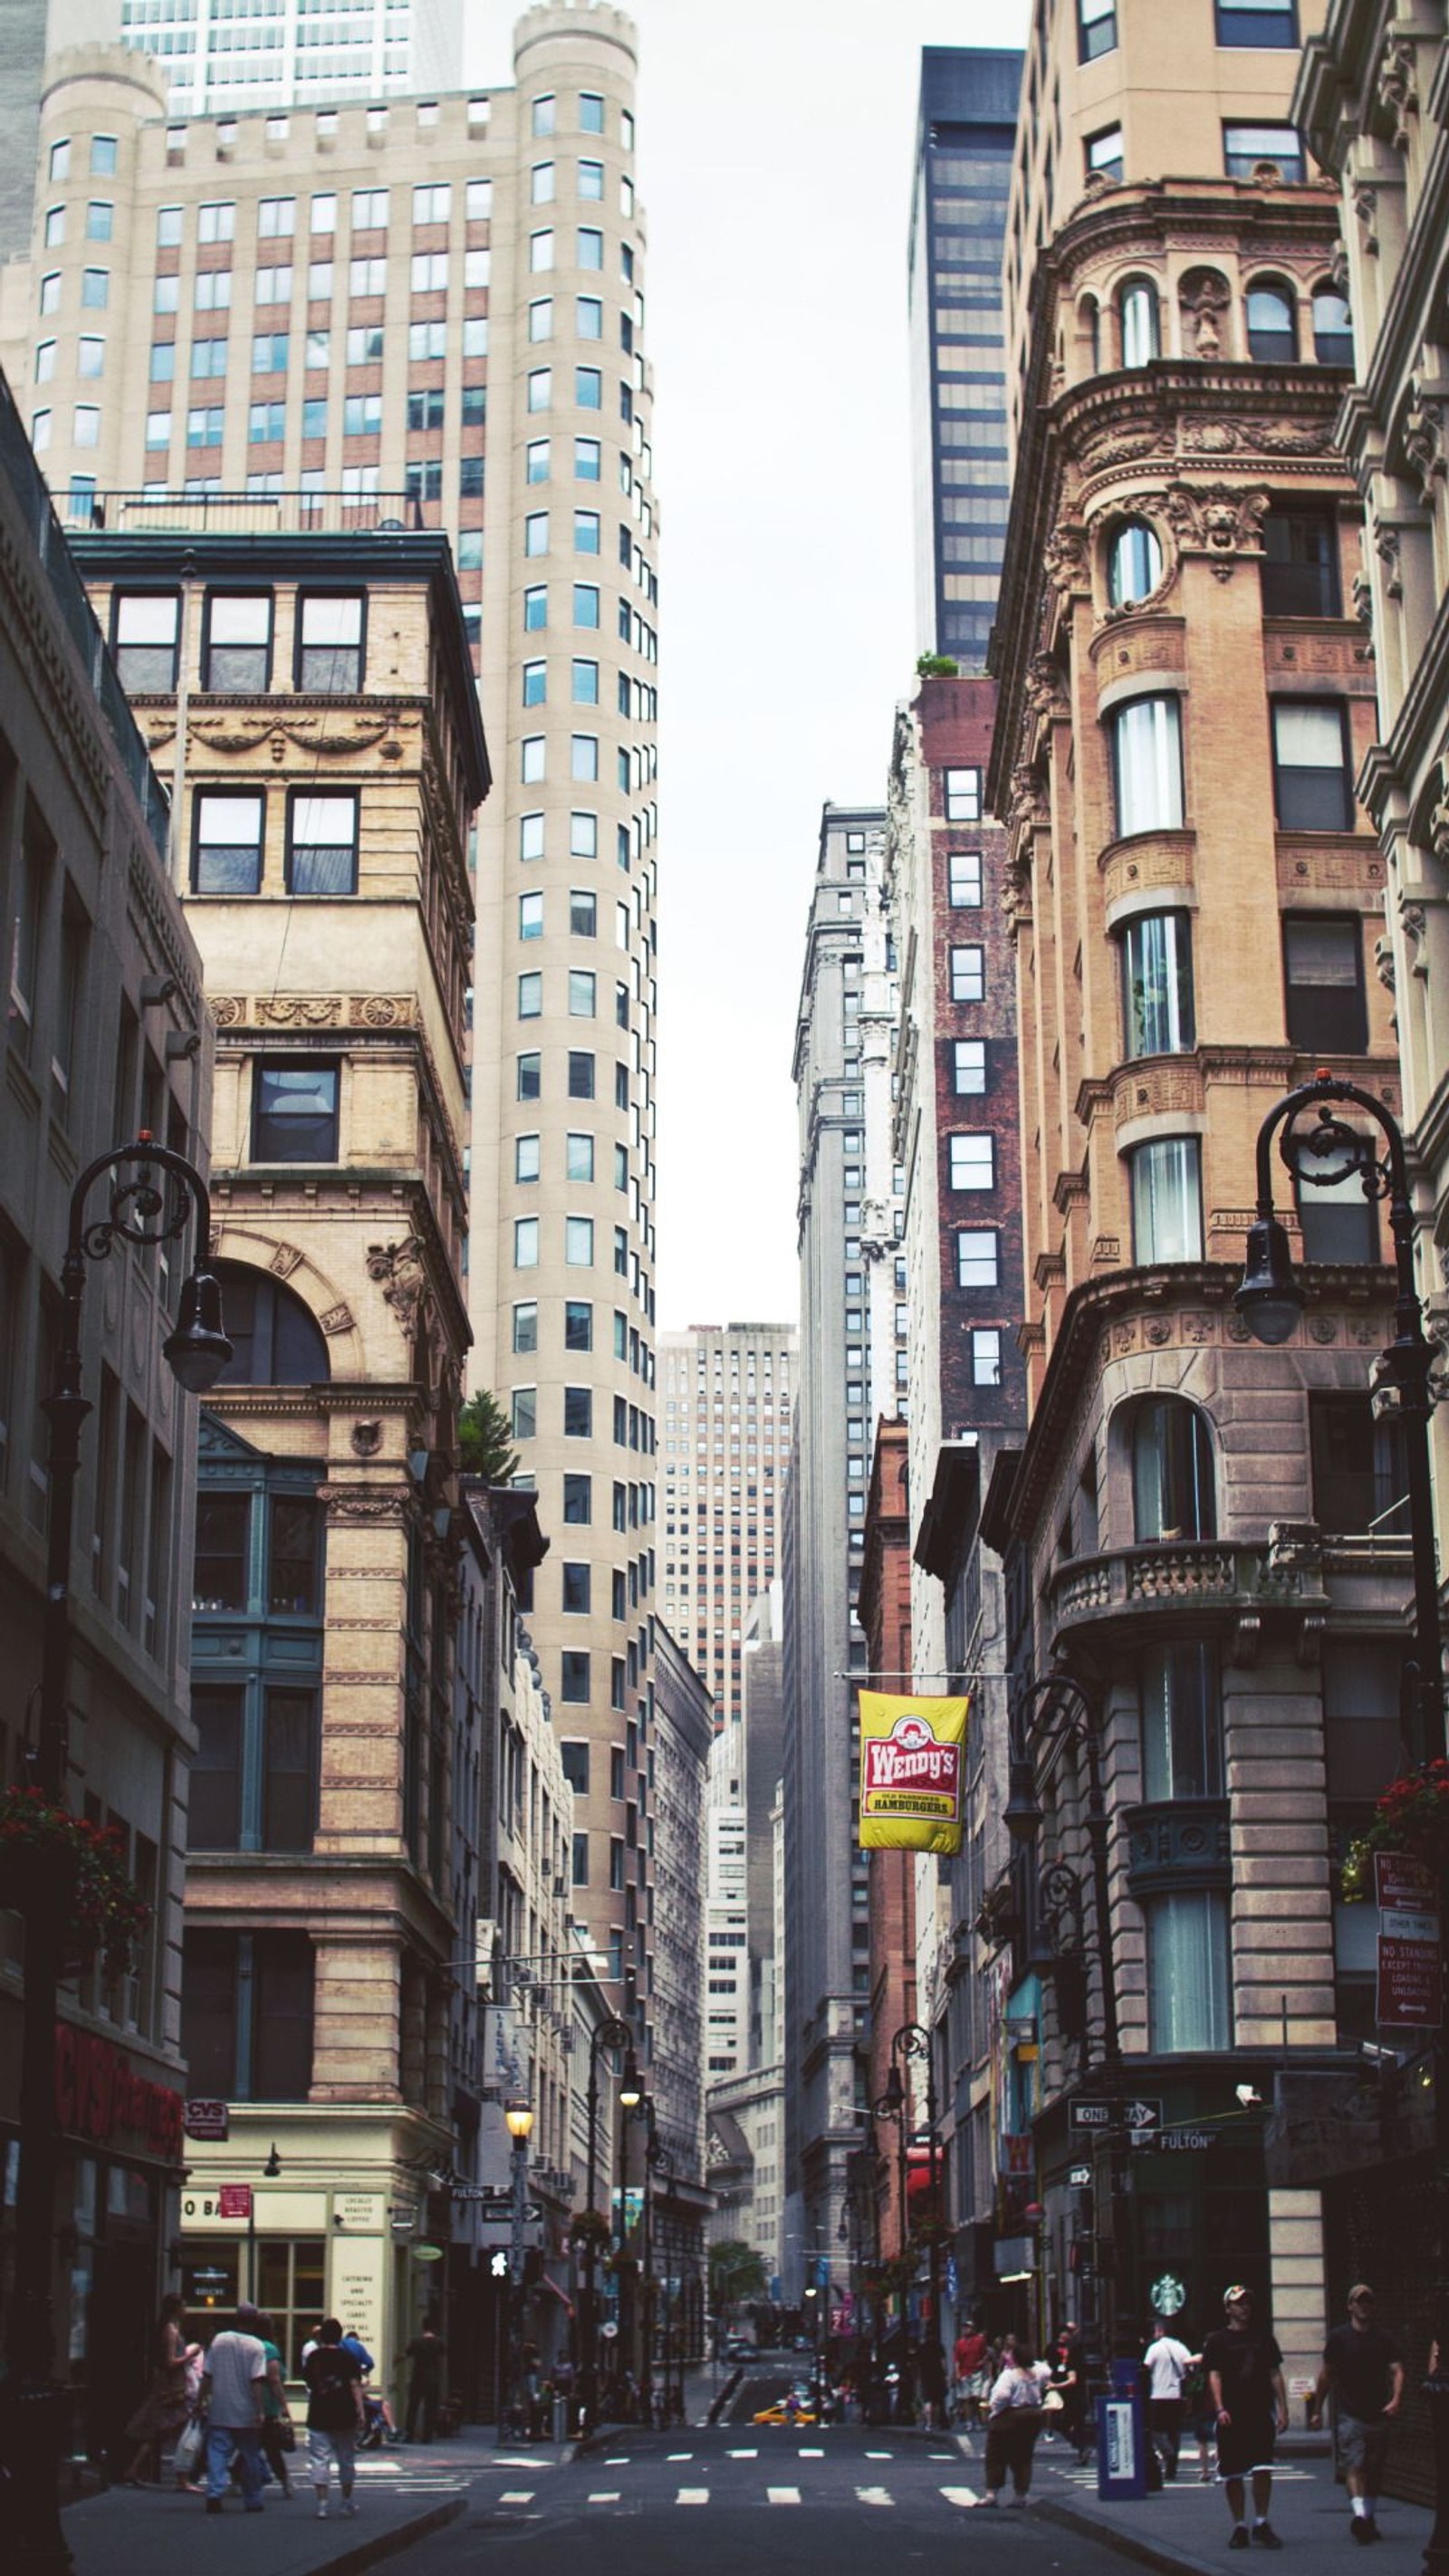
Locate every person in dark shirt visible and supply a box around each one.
[1312,2284,1404,2543]
[402,2319,446,2443]
[1204,2285,1288,2551]
[302,2317,364,2519]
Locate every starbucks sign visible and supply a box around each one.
[1151,2272,1186,2316]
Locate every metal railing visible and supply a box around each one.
[68,486,427,538]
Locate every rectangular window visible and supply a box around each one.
[517,1052,541,1100]
[574,509,601,553]
[528,368,552,411]
[1297,1156,1376,1263]
[577,226,603,270]
[1271,702,1351,831]
[948,1132,994,1191]
[413,182,451,224]
[514,1216,540,1268]
[956,1229,999,1287]
[945,767,982,822]
[513,1301,538,1353]
[194,1492,249,1611]
[194,791,264,894]
[1147,1891,1231,2052]
[574,584,600,628]
[1079,0,1118,57]
[1111,694,1185,837]
[1129,1136,1204,1263]
[569,969,597,1016]
[531,229,554,271]
[576,367,602,408]
[950,944,985,1004]
[518,971,542,1018]
[571,735,600,781]
[1086,123,1125,182]
[351,187,389,228]
[204,591,271,692]
[264,1689,318,1850]
[563,1386,592,1437]
[572,659,600,704]
[565,1216,594,1266]
[1121,909,1195,1057]
[190,1685,244,1846]
[568,1053,595,1099]
[113,591,179,689]
[571,812,598,858]
[287,791,358,895]
[1262,508,1339,617]
[563,1298,592,1348]
[948,851,983,907]
[953,1038,986,1095]
[296,593,362,690]
[576,437,601,478]
[1282,914,1367,1053]
[1310,1391,1406,1535]
[511,1386,537,1439]
[1215,2,1298,49]
[577,295,603,337]
[570,889,597,936]
[198,200,235,244]
[253,1061,339,1163]
[971,1329,1003,1386]
[530,298,553,341]
[1223,120,1304,180]
[562,1474,591,1524]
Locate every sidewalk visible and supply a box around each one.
[999,2433,1435,2576]
[58,2429,548,2576]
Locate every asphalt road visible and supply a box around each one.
[397,2423,1142,2576]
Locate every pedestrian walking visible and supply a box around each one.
[199,2304,269,2514]
[302,2316,365,2518]
[1184,2350,1219,2481]
[1144,2322,1199,2479]
[121,2292,201,2488]
[254,2310,296,2498]
[983,2337,1051,2508]
[954,2319,989,2428]
[401,2316,446,2442]
[1048,2321,1090,2464]
[1311,2284,1404,2543]
[1204,2285,1289,2551]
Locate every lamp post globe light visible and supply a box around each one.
[576,2015,638,2432]
[1,1139,228,2575]
[1236,1072,1448,2576]
[504,2100,534,2432]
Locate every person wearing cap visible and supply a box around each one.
[198,2303,268,2514]
[1204,2285,1289,2551]
[1311,2285,1403,2543]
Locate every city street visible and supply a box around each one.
[394,2423,1137,2576]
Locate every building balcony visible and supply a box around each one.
[69,486,428,537]
[1046,1524,1336,1651]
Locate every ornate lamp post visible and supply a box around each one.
[1236,1072,1447,2576]
[636,2097,670,2427]
[884,2023,942,2411]
[1,1139,230,2574]
[504,2100,533,2431]
[576,2015,638,2432]
[1004,1670,1129,2346]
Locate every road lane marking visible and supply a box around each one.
[866,2449,892,2458]
[677,2487,709,2504]
[499,2492,534,2504]
[798,2446,823,2457]
[588,2492,620,2504]
[728,2447,758,2458]
[941,2486,979,2508]
[667,2453,693,2462]
[856,2485,893,2506]
[604,2457,630,2466]
[768,2485,801,2504]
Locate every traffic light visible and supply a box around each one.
[523,2248,544,2286]
[490,2249,510,2282]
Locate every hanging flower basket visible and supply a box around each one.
[0,1787,151,1974]
[1340,1759,1449,1900]
[569,2207,612,2250]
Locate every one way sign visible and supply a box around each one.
[1123,2100,1163,2132]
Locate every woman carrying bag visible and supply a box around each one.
[983,2337,1051,2507]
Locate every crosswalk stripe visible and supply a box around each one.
[588,2492,620,2504]
[941,2485,979,2509]
[604,2456,630,2466]
[768,2485,801,2504]
[856,2485,893,2506]
[798,2446,823,2457]
[499,2491,534,2504]
[728,2447,758,2458]
[677,2487,709,2504]
[865,2449,892,2459]
[667,2453,693,2462]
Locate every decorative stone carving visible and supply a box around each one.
[1377,34,1418,149]
[350,1419,384,1456]
[366,1237,430,1340]
[350,994,417,1027]
[1352,181,1379,255]
[1428,778,1449,867]
[1309,1314,1339,1343]
[1008,762,1050,835]
[1351,570,1374,630]
[1042,524,1087,593]
[209,996,246,1027]
[189,712,399,759]
[1224,1312,1252,1342]
[1026,654,1069,719]
[1179,268,1231,360]
[319,1302,354,1335]
[1402,396,1444,502]
[1375,932,1397,993]
[318,1486,408,1523]
[269,1243,304,1278]
[254,995,341,1026]
[1329,238,1349,298]
[1164,480,1268,577]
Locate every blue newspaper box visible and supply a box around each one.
[1097,2358,1147,2500]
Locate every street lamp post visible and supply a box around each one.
[1235,1072,1447,2576]
[504,2100,533,2434]
[577,2015,638,2433]
[636,2097,669,2428]
[1004,1671,1130,2348]
[0,1139,229,2575]
[884,2024,942,2417]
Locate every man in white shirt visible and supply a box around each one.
[1144,2327,1198,2481]
[199,2303,268,2513]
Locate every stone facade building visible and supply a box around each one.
[658,1324,795,1732]
[2,4,664,2066]
[976,0,1419,2393]
[73,509,487,2393]
[0,359,209,2459]
[857,1419,916,2269]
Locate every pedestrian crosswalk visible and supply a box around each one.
[571,2480,984,2510]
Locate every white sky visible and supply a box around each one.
[465,0,1031,1330]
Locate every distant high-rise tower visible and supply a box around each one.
[658,1322,795,1729]
[907,47,1022,669]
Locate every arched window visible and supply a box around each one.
[213,1260,330,1384]
[1118,278,1159,368]
[1107,517,1163,608]
[1132,1397,1215,1543]
[1311,285,1352,367]
[1245,281,1296,362]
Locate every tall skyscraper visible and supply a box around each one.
[7,3,664,2054]
[907,47,1022,668]
[658,1322,795,1729]
[975,0,1408,2389]
[782,804,902,2295]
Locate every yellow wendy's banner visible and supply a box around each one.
[858,1693,971,1854]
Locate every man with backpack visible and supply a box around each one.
[302,2316,366,2518]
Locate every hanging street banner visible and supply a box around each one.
[858,1693,970,1853]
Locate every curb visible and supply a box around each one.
[299,2492,469,2576]
[1033,2495,1223,2576]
